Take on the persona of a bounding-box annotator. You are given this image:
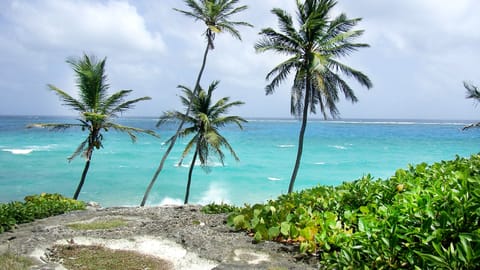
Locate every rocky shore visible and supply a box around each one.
[0,205,318,269]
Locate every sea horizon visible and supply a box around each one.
[1,115,479,207]
[1,114,478,121]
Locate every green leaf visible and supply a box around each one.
[415,252,450,268]
[280,221,290,237]
[254,231,263,243]
[358,217,366,232]
[299,242,310,254]
[359,206,369,214]
[233,215,246,229]
[268,226,280,239]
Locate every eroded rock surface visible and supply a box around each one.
[0,205,318,269]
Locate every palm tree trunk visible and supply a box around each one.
[73,148,93,200]
[184,145,199,204]
[141,43,210,206]
[288,79,311,193]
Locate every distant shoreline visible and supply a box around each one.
[0,114,477,123]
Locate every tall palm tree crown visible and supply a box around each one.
[158,81,246,204]
[463,81,480,130]
[174,0,253,50]
[255,0,372,193]
[30,54,157,199]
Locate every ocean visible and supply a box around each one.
[0,116,478,207]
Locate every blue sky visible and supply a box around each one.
[0,0,479,120]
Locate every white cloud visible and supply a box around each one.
[7,0,165,54]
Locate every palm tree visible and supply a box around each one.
[463,81,480,130]
[141,0,252,206]
[255,0,373,193]
[158,81,246,204]
[29,54,158,200]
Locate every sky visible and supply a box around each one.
[0,0,479,120]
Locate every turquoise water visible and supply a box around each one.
[0,116,479,207]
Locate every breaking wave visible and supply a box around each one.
[3,148,34,155]
[198,182,230,205]
[277,144,295,148]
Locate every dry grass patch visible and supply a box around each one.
[0,251,34,270]
[50,244,173,270]
[67,218,128,230]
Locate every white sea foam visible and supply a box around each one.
[268,177,281,181]
[29,144,57,151]
[329,145,347,150]
[315,162,326,165]
[2,144,58,155]
[325,120,466,126]
[198,182,230,205]
[247,118,296,123]
[277,144,295,148]
[208,162,225,167]
[3,149,34,155]
[159,197,183,206]
[175,161,225,168]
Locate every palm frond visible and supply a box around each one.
[324,69,358,103]
[197,136,212,167]
[255,28,301,55]
[108,96,152,117]
[179,134,199,166]
[265,56,300,94]
[325,13,360,39]
[215,130,240,162]
[101,89,132,114]
[321,30,369,58]
[177,85,196,106]
[105,122,159,142]
[291,69,306,117]
[157,111,178,127]
[271,8,303,43]
[158,110,196,128]
[27,123,85,131]
[173,8,204,21]
[67,54,109,111]
[212,115,247,129]
[68,138,89,162]
[329,59,373,89]
[212,100,245,118]
[462,122,480,130]
[217,22,242,40]
[314,72,340,118]
[464,82,480,101]
[221,2,248,18]
[47,85,86,112]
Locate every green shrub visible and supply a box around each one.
[201,202,239,214]
[228,154,480,269]
[0,193,85,233]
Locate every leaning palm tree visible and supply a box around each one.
[29,54,158,200]
[158,81,246,204]
[255,0,373,193]
[463,81,480,130]
[141,0,252,206]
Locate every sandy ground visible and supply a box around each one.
[0,205,318,269]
